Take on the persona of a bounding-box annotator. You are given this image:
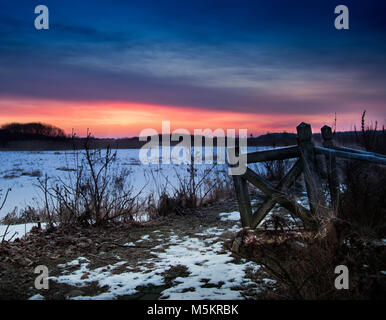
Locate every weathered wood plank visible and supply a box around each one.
[297,122,327,217]
[247,146,300,163]
[321,126,339,211]
[232,175,252,228]
[250,159,303,229]
[242,166,312,226]
[242,166,273,195]
[328,145,386,159]
[314,146,386,165]
[230,145,252,227]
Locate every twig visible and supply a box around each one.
[0,188,11,212]
[99,241,152,249]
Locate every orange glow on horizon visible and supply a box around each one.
[0,97,371,138]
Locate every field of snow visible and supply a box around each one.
[0,147,267,219]
[0,146,287,300]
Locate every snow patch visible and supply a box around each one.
[219,211,240,222]
[48,219,261,300]
[28,294,45,300]
[0,223,46,242]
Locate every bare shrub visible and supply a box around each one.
[339,161,386,238]
[0,188,10,214]
[36,138,144,226]
[1,206,44,225]
[0,188,20,243]
[354,110,386,154]
[147,160,234,217]
[170,162,233,208]
[260,159,293,182]
[203,167,234,204]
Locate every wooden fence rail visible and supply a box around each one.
[329,145,386,158]
[232,122,386,229]
[247,146,300,163]
[314,146,386,165]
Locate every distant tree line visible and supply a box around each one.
[1,122,65,137]
[0,118,384,153]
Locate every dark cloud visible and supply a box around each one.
[0,0,385,118]
[1,51,384,116]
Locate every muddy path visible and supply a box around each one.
[0,199,274,300]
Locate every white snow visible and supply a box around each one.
[137,234,150,242]
[219,211,241,222]
[28,294,45,300]
[0,147,265,219]
[154,236,259,300]
[0,222,46,241]
[47,217,264,300]
[123,242,136,247]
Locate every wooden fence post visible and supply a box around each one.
[231,146,252,227]
[321,125,340,213]
[296,122,326,217]
[233,175,252,227]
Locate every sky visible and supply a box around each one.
[0,0,385,137]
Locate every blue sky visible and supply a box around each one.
[0,0,385,136]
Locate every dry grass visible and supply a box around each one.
[233,218,386,299]
[339,161,386,238]
[232,157,386,299]
[147,162,234,218]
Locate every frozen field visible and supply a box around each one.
[0,147,265,219]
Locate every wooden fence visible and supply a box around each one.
[232,122,386,229]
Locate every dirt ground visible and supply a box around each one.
[0,198,272,300]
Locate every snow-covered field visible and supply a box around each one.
[0,147,266,219]
[0,147,288,300]
[30,211,267,300]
